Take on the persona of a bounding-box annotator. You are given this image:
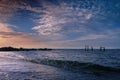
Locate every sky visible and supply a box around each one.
[0,0,120,49]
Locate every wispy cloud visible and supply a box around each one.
[0,0,43,22]
[0,23,14,32]
[32,0,117,41]
[32,1,96,40]
[0,22,47,48]
[0,0,120,48]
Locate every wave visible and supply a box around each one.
[27,59,120,73]
[0,52,25,60]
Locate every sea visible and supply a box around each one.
[0,49,120,80]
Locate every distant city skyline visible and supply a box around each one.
[0,0,120,49]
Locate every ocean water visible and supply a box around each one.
[0,49,120,80]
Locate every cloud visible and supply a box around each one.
[0,2,15,22]
[32,22,62,36]
[0,22,25,38]
[0,0,43,22]
[0,22,46,48]
[32,0,120,37]
[32,1,95,40]
[0,23,14,32]
[86,14,92,20]
[0,22,23,37]
[0,0,120,48]
[1,0,119,38]
[75,34,106,41]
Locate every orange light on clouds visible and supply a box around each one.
[0,22,49,48]
[0,34,49,48]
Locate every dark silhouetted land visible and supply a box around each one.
[0,47,52,51]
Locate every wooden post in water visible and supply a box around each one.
[103,47,105,51]
[91,46,93,51]
[85,45,87,51]
[100,46,105,51]
[85,45,89,51]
